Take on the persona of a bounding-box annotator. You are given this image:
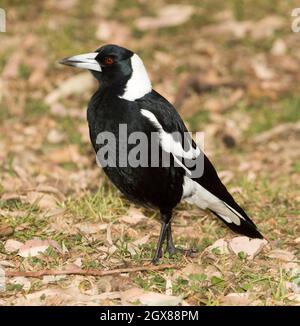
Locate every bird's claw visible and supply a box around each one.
[167,246,198,257]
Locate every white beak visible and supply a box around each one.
[59,52,102,72]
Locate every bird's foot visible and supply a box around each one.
[167,244,198,257]
[151,257,160,265]
[151,250,163,265]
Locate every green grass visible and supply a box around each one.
[65,185,128,222]
[240,96,300,136]
[24,98,49,119]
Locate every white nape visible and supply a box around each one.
[140,109,200,175]
[119,54,152,101]
[182,176,243,225]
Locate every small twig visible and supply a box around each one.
[5,264,178,278]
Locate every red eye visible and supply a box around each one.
[103,56,114,65]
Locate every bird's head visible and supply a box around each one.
[59,44,152,100]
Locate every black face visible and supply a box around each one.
[60,44,134,86]
[94,44,134,84]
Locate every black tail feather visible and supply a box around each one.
[210,209,264,239]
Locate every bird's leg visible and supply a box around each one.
[166,223,198,257]
[151,221,168,264]
[166,223,177,256]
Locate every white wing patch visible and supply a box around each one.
[140,109,200,176]
[141,109,244,226]
[182,177,244,225]
[119,54,152,101]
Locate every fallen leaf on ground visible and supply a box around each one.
[268,250,296,262]
[229,236,267,260]
[46,129,66,144]
[7,286,120,306]
[106,223,113,246]
[47,145,80,164]
[120,207,146,225]
[0,260,15,268]
[18,239,63,257]
[5,239,24,253]
[121,287,181,306]
[201,20,252,39]
[172,263,205,281]
[287,293,300,304]
[9,277,31,291]
[271,39,287,56]
[221,293,251,306]
[127,235,150,255]
[45,72,94,105]
[76,223,107,234]
[139,292,182,306]
[42,275,67,285]
[96,21,131,43]
[252,56,275,80]
[0,209,27,218]
[135,5,195,30]
[0,224,14,237]
[165,278,173,296]
[2,52,22,79]
[25,192,57,210]
[207,238,229,254]
[250,16,285,40]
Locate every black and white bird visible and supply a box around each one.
[60,44,263,263]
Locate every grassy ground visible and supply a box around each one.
[0,0,299,305]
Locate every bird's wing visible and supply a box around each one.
[139,91,263,239]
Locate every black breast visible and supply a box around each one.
[87,91,184,213]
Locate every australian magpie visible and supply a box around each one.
[60,44,263,263]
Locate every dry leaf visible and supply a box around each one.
[106,223,113,246]
[0,224,14,237]
[229,236,267,260]
[135,5,195,31]
[221,293,251,306]
[5,239,24,253]
[121,287,181,306]
[139,292,182,306]
[42,275,67,285]
[271,39,287,56]
[45,72,94,105]
[250,16,285,40]
[202,20,252,39]
[76,223,107,234]
[25,192,57,210]
[282,262,299,277]
[96,21,130,43]
[2,52,22,78]
[268,250,296,262]
[10,277,31,291]
[8,286,120,306]
[207,238,229,255]
[47,145,80,164]
[120,207,146,225]
[0,260,16,268]
[18,239,62,257]
[252,57,275,80]
[127,235,150,255]
[47,129,66,144]
[165,278,173,296]
[287,293,300,304]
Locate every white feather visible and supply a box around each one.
[119,54,152,101]
[140,109,200,168]
[182,177,242,225]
